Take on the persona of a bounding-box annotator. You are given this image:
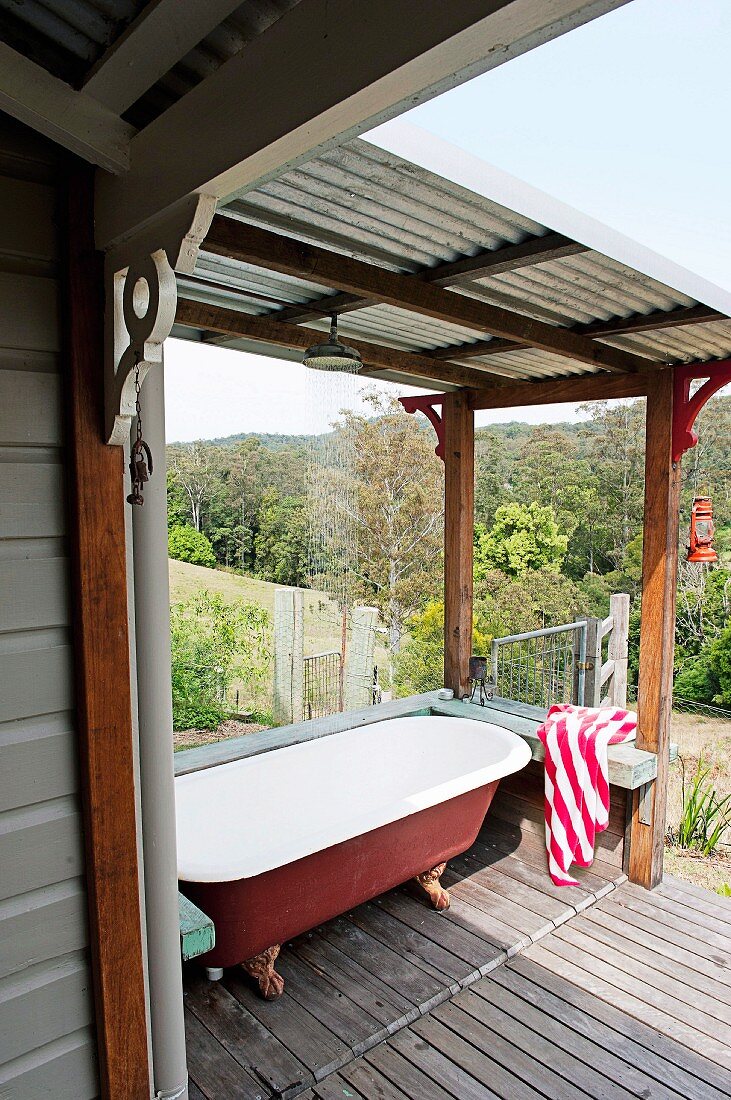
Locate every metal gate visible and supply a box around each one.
[490,621,588,709]
[303,650,342,720]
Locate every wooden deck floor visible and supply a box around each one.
[184,779,629,1099]
[184,770,731,1100]
[296,875,731,1100]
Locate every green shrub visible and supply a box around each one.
[393,601,446,696]
[474,502,567,578]
[170,590,270,730]
[674,653,720,705]
[709,625,731,707]
[670,758,731,856]
[168,524,217,568]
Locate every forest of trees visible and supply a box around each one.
[167,393,731,708]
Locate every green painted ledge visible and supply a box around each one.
[179,892,215,961]
[174,690,672,791]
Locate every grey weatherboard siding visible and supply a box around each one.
[0,117,98,1099]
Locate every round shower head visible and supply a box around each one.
[303,315,362,373]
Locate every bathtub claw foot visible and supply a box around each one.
[414,862,450,911]
[241,945,284,1000]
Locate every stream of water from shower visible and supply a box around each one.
[305,364,362,719]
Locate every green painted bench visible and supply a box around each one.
[178,892,215,961]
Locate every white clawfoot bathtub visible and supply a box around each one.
[176,715,531,996]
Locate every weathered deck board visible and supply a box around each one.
[185,804,621,1097]
[183,798,731,1099]
[495,959,725,1100]
[580,904,731,1006]
[302,876,731,1100]
[601,894,731,985]
[437,991,621,1100]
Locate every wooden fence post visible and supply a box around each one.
[608,592,630,707]
[628,373,680,889]
[581,618,603,706]
[345,606,379,711]
[443,391,474,696]
[273,588,304,724]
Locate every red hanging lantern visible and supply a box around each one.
[687,495,718,563]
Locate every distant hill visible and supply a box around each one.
[170,395,731,453]
[172,419,585,451]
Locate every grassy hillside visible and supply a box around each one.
[169,558,388,671]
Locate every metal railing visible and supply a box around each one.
[303,650,342,720]
[489,594,630,711]
[491,621,588,708]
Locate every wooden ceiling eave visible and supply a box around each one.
[202,216,647,376]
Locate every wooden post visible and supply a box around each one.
[273,588,304,724]
[608,592,630,707]
[581,619,602,707]
[345,606,379,711]
[63,166,150,1098]
[443,391,474,697]
[628,373,680,889]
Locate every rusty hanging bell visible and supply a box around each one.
[126,360,154,506]
[127,437,153,506]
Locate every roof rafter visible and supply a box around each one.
[468,366,660,410]
[83,0,246,115]
[202,216,647,375]
[425,302,726,361]
[174,298,501,389]
[275,232,588,324]
[0,41,133,172]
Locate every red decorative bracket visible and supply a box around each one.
[673,359,731,463]
[400,394,446,461]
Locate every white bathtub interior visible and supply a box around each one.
[175,715,532,882]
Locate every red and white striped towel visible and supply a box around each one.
[537,704,637,886]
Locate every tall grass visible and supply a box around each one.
[671,758,731,856]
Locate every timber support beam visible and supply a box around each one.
[467,367,661,409]
[175,298,494,389]
[628,370,681,889]
[201,217,647,375]
[63,166,149,1099]
[442,392,474,698]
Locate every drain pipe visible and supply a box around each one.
[132,361,188,1100]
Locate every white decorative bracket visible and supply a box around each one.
[104,193,216,445]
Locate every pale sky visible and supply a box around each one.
[165,0,730,443]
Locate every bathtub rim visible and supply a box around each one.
[173,691,666,793]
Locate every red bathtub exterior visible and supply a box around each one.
[183,780,499,968]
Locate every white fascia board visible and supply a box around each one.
[0,42,133,174]
[369,119,731,317]
[95,0,628,251]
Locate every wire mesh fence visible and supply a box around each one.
[490,622,588,708]
[303,651,342,720]
[626,684,731,721]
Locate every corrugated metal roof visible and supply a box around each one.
[225,140,546,274]
[178,136,731,384]
[0,0,145,84]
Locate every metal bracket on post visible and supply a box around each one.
[672,359,731,463]
[399,394,446,460]
[104,194,216,445]
[637,780,653,826]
